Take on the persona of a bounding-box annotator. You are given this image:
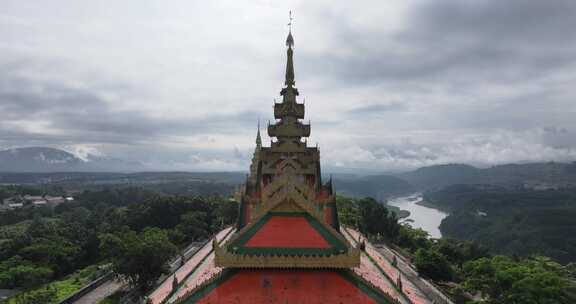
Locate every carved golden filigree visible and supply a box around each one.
[214,241,361,268]
[253,172,324,222]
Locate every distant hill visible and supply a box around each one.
[397,162,576,190]
[397,164,480,190]
[334,175,415,200]
[425,185,576,263]
[0,147,83,172]
[0,147,146,172]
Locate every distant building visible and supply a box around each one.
[8,202,24,209]
[23,195,43,202]
[44,196,65,204]
[2,197,23,210]
[32,200,47,206]
[22,194,67,206]
[0,194,72,211]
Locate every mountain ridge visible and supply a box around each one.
[0,147,146,172]
[397,162,576,190]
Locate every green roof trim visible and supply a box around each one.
[228,212,348,256]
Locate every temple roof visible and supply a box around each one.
[227,212,347,256]
[147,226,439,304]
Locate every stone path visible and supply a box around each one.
[73,279,124,304]
[341,227,411,304]
[375,244,454,304]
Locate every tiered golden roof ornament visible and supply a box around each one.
[215,13,359,269]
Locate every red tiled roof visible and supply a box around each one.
[244,215,330,248]
[195,270,379,304]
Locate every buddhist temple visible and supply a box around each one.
[146,24,438,304]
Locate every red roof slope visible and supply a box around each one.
[194,270,379,304]
[244,215,330,248]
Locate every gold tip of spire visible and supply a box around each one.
[286,11,294,48]
[286,32,294,48]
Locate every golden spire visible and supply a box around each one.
[285,11,295,86]
[286,11,294,48]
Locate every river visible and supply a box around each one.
[387,193,448,238]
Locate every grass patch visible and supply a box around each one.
[5,265,103,304]
[52,278,85,302]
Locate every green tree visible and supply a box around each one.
[396,225,430,252]
[100,228,177,293]
[177,211,210,241]
[215,199,238,228]
[414,248,454,281]
[434,238,489,269]
[336,196,361,228]
[463,256,571,304]
[358,197,389,236]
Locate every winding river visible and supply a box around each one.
[387,193,448,238]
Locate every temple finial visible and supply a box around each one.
[284,11,295,86]
[286,11,294,48]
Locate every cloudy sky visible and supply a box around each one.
[1,0,576,172]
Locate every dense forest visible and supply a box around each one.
[425,185,576,263]
[0,185,237,303]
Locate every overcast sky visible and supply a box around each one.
[1,0,576,172]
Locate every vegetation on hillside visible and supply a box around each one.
[0,185,238,302]
[398,162,576,191]
[334,175,414,201]
[338,195,576,304]
[425,184,576,263]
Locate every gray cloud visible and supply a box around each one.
[305,0,576,85]
[347,102,406,117]
[0,68,266,146]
